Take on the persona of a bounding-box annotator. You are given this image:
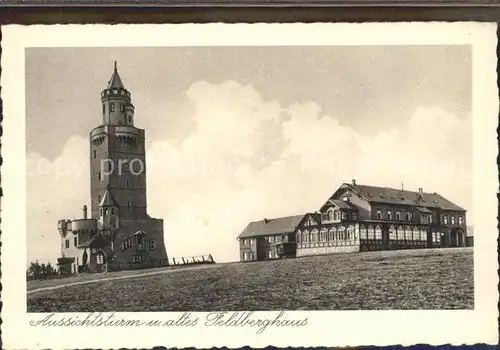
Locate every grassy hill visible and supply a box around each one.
[27,247,473,312]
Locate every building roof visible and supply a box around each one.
[341,183,465,211]
[107,61,125,89]
[329,199,355,210]
[99,186,119,207]
[238,215,304,239]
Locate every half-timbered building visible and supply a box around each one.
[237,180,467,261]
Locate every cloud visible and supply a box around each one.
[27,80,472,265]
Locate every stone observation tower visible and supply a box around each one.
[57,62,169,274]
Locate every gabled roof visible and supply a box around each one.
[337,183,465,211]
[107,61,125,89]
[238,215,304,239]
[328,199,355,210]
[99,186,119,207]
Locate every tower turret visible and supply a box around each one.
[90,62,148,219]
[99,185,120,230]
[100,61,135,126]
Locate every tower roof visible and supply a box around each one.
[106,61,125,89]
[99,185,119,207]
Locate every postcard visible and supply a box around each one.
[1,22,498,348]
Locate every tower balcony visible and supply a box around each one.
[90,126,107,146]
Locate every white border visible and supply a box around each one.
[2,23,498,348]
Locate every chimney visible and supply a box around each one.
[263,218,269,224]
[83,205,88,219]
[352,179,356,186]
[419,188,423,195]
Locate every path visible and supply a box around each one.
[27,263,217,295]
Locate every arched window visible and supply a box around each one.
[389,225,397,240]
[110,102,115,112]
[375,225,382,240]
[311,229,318,242]
[303,230,309,243]
[396,211,401,220]
[327,209,334,221]
[404,226,412,240]
[347,225,355,240]
[406,212,412,221]
[328,228,335,241]
[397,226,404,240]
[367,225,375,239]
[320,229,327,242]
[360,225,367,239]
[413,227,420,241]
[120,103,125,112]
[338,226,346,240]
[420,228,427,241]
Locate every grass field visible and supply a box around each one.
[27,247,473,312]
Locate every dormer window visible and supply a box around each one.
[387,211,392,220]
[443,215,448,225]
[377,210,382,219]
[396,211,401,220]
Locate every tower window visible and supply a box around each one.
[127,200,131,209]
[120,103,124,112]
[111,208,114,215]
[98,195,101,203]
[74,237,78,247]
[93,150,96,158]
[104,208,109,216]
[65,239,70,249]
[128,115,132,123]
[102,104,105,115]
[110,102,115,112]
[100,208,103,216]
[126,178,130,188]
[98,172,101,181]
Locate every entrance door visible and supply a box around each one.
[449,231,458,247]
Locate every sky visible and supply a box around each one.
[25,46,472,265]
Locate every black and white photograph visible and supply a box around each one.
[2,23,498,348]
